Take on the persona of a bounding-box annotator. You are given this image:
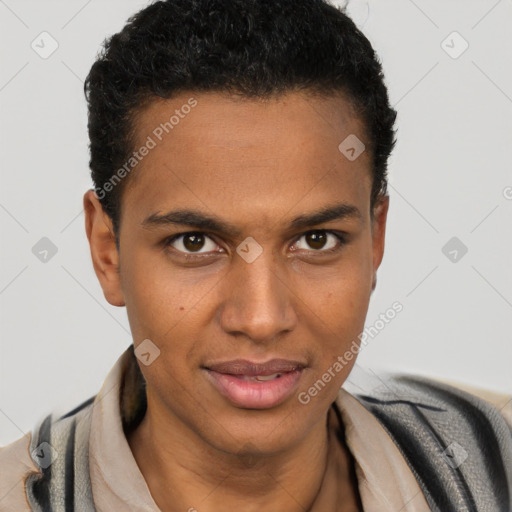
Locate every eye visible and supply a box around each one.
[291,230,346,254]
[163,232,222,257]
[162,229,347,260]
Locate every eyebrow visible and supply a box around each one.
[141,202,363,238]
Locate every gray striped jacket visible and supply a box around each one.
[24,368,512,512]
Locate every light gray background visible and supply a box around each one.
[1,0,511,446]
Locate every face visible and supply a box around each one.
[84,90,388,457]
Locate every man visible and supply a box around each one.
[1,0,511,510]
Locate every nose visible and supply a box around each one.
[218,248,298,344]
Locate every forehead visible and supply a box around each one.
[133,90,365,152]
[121,90,372,229]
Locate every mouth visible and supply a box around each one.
[202,358,306,409]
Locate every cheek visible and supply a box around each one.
[120,247,189,344]
[310,248,373,330]
[299,241,373,385]
[121,250,222,384]
[122,245,200,315]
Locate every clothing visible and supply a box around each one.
[1,344,510,511]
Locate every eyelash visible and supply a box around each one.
[161,229,347,261]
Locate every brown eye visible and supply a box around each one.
[163,232,220,255]
[182,233,206,252]
[293,230,343,253]
[305,231,328,250]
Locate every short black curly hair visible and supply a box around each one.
[84,0,397,247]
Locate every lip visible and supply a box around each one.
[204,358,305,376]
[203,358,306,409]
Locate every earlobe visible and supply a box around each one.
[83,189,126,307]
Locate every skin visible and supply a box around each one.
[84,90,389,511]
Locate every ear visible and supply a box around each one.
[83,189,125,307]
[370,195,389,292]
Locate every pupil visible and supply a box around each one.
[184,233,204,252]
[307,231,326,250]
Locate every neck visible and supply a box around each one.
[127,398,359,512]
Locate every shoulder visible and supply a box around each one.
[354,372,512,445]
[433,378,512,429]
[348,372,512,511]
[0,348,131,511]
[0,395,97,512]
[0,431,40,511]
[351,371,512,431]
[387,373,512,438]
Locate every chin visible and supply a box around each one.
[201,406,309,455]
